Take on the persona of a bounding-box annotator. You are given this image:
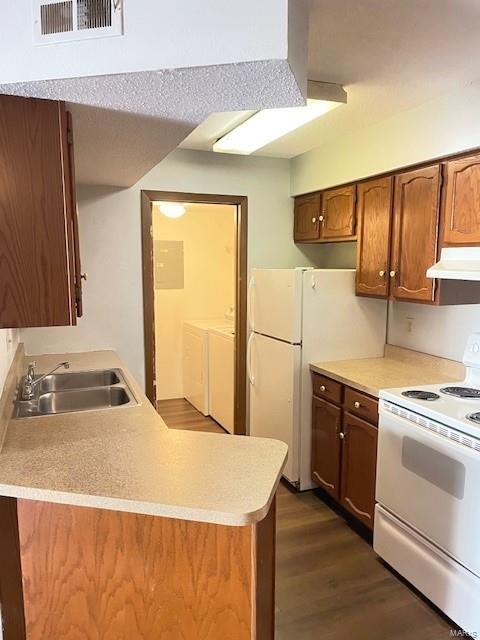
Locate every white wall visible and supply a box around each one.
[1,0,299,83]
[387,302,480,362]
[0,330,19,395]
[291,81,480,195]
[153,203,235,399]
[21,149,323,389]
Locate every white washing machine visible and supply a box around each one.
[208,326,235,434]
[182,320,232,415]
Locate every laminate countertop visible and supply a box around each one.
[310,345,465,398]
[0,350,287,526]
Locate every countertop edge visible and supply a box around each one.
[0,477,284,526]
[309,363,380,397]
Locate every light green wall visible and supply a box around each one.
[291,80,480,195]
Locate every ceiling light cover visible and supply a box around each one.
[213,99,341,155]
[158,203,186,219]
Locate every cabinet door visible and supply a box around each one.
[321,185,356,240]
[294,193,321,241]
[356,177,393,297]
[0,95,79,328]
[340,412,378,530]
[390,165,441,303]
[64,111,83,318]
[443,154,480,245]
[311,396,342,500]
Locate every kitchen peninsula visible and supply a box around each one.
[0,348,286,640]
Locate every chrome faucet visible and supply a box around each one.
[22,361,70,401]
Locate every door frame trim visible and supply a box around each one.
[141,190,248,436]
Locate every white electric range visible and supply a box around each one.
[375,332,480,636]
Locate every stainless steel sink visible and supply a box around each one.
[38,369,121,393]
[13,368,137,418]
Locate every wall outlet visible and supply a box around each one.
[406,317,415,334]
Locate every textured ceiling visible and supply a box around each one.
[0,60,304,186]
[181,0,480,157]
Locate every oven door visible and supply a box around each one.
[376,403,480,577]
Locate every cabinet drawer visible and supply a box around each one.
[312,373,343,404]
[344,387,378,425]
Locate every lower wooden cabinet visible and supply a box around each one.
[311,396,342,500]
[340,412,378,529]
[311,373,378,530]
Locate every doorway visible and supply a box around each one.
[141,191,248,435]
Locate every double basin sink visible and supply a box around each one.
[14,368,137,418]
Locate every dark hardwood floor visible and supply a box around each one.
[156,401,454,639]
[157,398,226,434]
[276,482,454,640]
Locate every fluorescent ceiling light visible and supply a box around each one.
[158,202,186,218]
[213,82,346,155]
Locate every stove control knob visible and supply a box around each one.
[473,343,480,353]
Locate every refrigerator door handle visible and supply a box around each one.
[247,332,255,385]
[247,276,255,330]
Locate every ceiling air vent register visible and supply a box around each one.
[33,0,123,44]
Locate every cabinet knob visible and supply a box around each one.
[320,385,326,392]
[311,217,317,224]
[318,215,324,222]
[80,273,88,281]
[378,270,385,277]
[339,432,345,440]
[389,270,396,278]
[354,401,362,409]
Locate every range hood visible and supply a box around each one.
[427,247,480,281]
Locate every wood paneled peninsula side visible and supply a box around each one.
[0,349,286,640]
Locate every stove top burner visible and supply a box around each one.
[440,386,480,399]
[467,412,480,424]
[402,390,440,401]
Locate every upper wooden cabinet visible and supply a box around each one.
[321,185,357,241]
[356,177,393,297]
[0,94,82,328]
[442,154,480,245]
[293,193,321,242]
[293,185,357,243]
[390,165,441,303]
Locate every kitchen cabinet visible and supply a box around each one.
[311,372,378,530]
[321,185,357,241]
[442,153,480,245]
[293,193,321,241]
[311,396,342,500]
[0,94,83,328]
[356,177,393,297]
[293,185,357,243]
[390,165,441,303]
[340,412,378,529]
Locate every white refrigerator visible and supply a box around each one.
[248,268,387,490]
